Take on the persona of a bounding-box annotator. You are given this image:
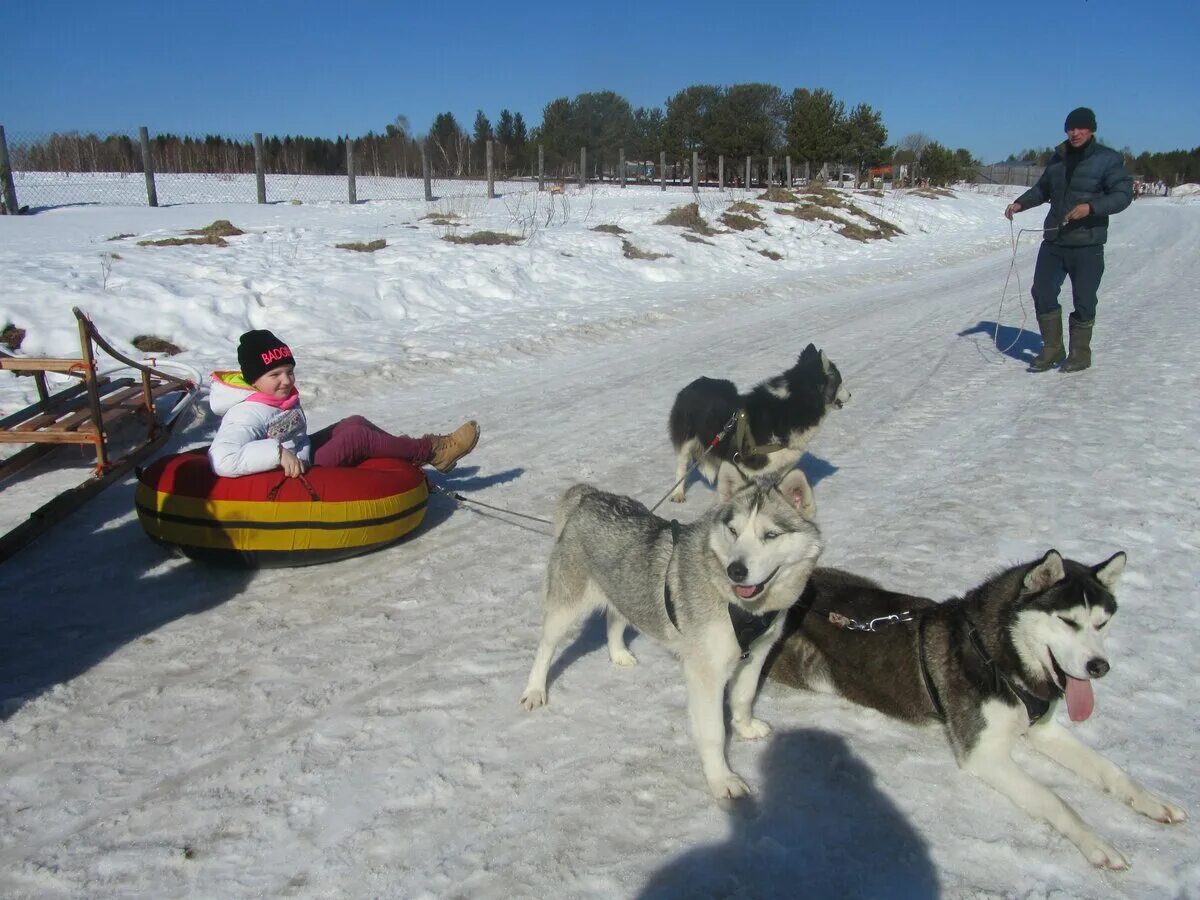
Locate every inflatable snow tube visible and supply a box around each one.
[136,449,428,568]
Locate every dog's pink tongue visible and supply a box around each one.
[734,584,758,599]
[1065,677,1094,722]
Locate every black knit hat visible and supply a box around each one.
[1064,107,1097,132]
[238,329,294,384]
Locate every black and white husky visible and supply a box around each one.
[520,471,822,800]
[768,550,1187,868]
[667,344,850,515]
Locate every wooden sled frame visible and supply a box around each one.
[0,307,199,562]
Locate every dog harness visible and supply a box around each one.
[918,617,1052,724]
[662,518,778,656]
[964,619,1052,724]
[731,409,785,461]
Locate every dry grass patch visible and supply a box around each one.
[132,335,183,355]
[780,204,844,224]
[1,324,25,350]
[187,220,244,238]
[336,239,387,252]
[656,202,715,236]
[913,188,954,199]
[682,233,715,246]
[861,189,884,198]
[845,203,904,238]
[800,187,848,208]
[138,235,228,248]
[621,240,671,261]
[757,188,801,203]
[592,223,631,236]
[758,249,783,261]
[728,201,763,217]
[444,231,521,246]
[720,212,763,232]
[106,233,135,242]
[838,223,882,242]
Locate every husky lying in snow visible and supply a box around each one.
[767,550,1188,868]
[521,470,822,799]
[667,344,850,516]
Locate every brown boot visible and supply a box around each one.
[426,420,480,472]
[1030,312,1066,371]
[1062,314,1094,372]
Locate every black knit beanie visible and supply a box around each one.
[238,329,294,384]
[1064,107,1097,132]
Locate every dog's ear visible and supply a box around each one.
[774,469,814,514]
[819,349,833,375]
[1023,550,1065,595]
[1093,551,1126,588]
[799,343,818,363]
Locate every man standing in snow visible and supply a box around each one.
[1004,107,1132,372]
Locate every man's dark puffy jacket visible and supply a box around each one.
[1015,140,1132,246]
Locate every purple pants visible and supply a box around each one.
[309,415,431,468]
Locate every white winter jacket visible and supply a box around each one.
[208,371,311,477]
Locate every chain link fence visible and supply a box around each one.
[972,162,1045,187]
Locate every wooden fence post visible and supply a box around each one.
[538,144,545,191]
[0,126,19,215]
[691,151,698,191]
[619,148,626,188]
[253,132,266,204]
[718,155,724,190]
[805,160,810,184]
[660,151,666,191]
[421,142,433,201]
[139,126,158,208]
[579,147,586,189]
[346,138,357,204]
[767,156,775,188]
[745,156,751,190]
[786,156,792,188]
[486,139,495,199]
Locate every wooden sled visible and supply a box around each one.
[0,307,200,563]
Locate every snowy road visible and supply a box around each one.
[2,195,1197,898]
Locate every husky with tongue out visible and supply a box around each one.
[520,470,822,801]
[767,548,1187,869]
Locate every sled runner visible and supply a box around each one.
[0,307,199,563]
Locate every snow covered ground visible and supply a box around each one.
[1,181,1197,898]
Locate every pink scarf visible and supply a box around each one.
[247,388,301,410]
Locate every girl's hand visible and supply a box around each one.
[280,447,306,478]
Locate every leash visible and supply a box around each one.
[647,412,739,514]
[993,219,1064,355]
[427,481,553,526]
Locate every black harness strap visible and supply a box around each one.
[663,520,682,631]
[917,616,947,721]
[964,619,1051,725]
[728,606,779,658]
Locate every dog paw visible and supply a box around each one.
[609,648,638,667]
[1131,793,1187,824]
[709,773,751,800]
[1081,837,1129,871]
[801,501,818,521]
[733,718,772,740]
[669,491,686,503]
[519,688,546,711]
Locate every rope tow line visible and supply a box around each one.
[993,217,1065,355]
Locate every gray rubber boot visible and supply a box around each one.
[1030,312,1066,371]
[1062,314,1094,373]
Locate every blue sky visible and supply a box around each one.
[3,0,1196,164]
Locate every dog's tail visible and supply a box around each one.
[554,483,597,539]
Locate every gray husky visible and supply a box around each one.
[768,550,1187,868]
[520,470,822,799]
